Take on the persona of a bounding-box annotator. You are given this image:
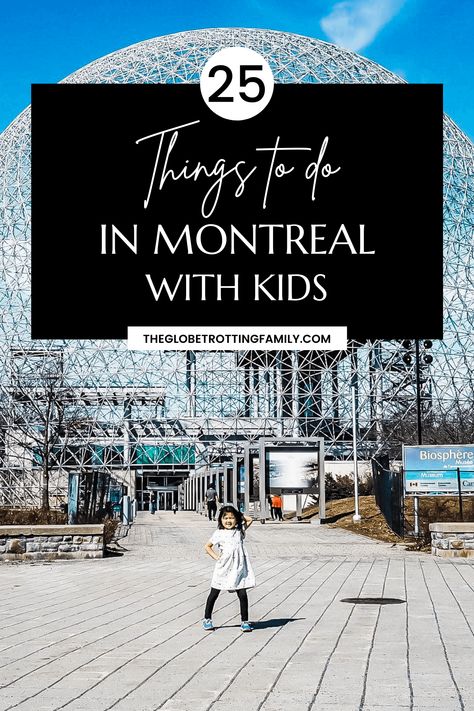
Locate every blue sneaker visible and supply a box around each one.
[240,621,253,632]
[202,618,214,631]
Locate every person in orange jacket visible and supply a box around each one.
[272,494,283,520]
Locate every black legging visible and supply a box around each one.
[204,587,248,621]
[207,501,217,520]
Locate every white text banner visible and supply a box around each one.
[127,326,347,351]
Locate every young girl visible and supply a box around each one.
[203,505,255,632]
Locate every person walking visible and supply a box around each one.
[149,493,156,514]
[202,505,255,632]
[205,484,219,521]
[267,494,275,520]
[272,494,283,521]
[172,502,178,515]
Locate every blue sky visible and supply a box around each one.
[0,0,472,139]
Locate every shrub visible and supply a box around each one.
[406,496,474,547]
[103,517,120,544]
[0,508,67,525]
[324,473,374,500]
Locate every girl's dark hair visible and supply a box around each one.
[217,505,244,532]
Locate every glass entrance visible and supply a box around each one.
[135,474,182,511]
[157,490,174,510]
[138,490,155,511]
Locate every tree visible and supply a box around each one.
[380,406,474,460]
[5,350,87,510]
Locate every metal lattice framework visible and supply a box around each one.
[0,28,473,506]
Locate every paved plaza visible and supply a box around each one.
[0,511,473,711]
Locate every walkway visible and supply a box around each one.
[0,511,473,711]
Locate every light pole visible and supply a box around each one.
[415,340,423,445]
[401,339,433,446]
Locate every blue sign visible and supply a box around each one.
[403,445,474,494]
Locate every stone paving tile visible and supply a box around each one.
[0,511,473,711]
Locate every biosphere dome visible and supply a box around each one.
[0,29,473,507]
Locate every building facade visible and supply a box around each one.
[0,29,472,507]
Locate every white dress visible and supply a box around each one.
[209,528,256,590]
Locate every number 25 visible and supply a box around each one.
[208,65,265,103]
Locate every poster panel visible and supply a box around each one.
[265,446,319,493]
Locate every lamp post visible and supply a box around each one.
[413,340,422,535]
[415,340,423,445]
[401,339,433,446]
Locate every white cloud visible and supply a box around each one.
[320,0,405,51]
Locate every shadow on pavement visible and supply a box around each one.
[215,619,302,630]
[340,597,406,605]
[323,510,355,523]
[252,618,304,629]
[104,547,125,557]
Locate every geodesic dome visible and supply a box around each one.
[0,28,473,506]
